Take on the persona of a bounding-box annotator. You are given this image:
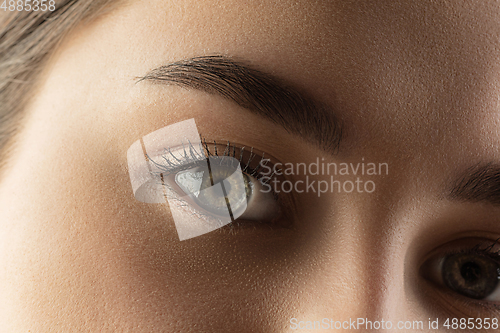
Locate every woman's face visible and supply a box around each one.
[2,0,500,331]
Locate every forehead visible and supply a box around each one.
[56,0,500,161]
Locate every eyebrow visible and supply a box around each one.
[448,163,500,206]
[137,55,343,154]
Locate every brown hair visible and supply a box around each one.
[0,0,118,174]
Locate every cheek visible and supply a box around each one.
[0,131,307,330]
[0,135,134,327]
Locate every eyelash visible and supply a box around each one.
[146,137,275,183]
[446,238,500,262]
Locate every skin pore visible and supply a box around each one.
[1,0,500,331]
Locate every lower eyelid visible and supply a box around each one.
[163,186,234,238]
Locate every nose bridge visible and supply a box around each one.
[293,240,408,332]
[288,152,437,332]
[360,240,408,322]
[365,247,409,321]
[296,200,418,331]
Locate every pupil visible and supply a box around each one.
[460,261,481,283]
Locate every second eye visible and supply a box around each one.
[421,241,500,302]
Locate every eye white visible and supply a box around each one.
[239,177,279,222]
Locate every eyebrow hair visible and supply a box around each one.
[137,55,343,154]
[448,163,500,206]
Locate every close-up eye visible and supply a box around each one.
[421,239,500,302]
[155,140,286,226]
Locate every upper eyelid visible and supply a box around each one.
[420,238,500,273]
[148,139,280,178]
[148,151,207,177]
[146,142,207,176]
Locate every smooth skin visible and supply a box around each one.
[1,0,500,331]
